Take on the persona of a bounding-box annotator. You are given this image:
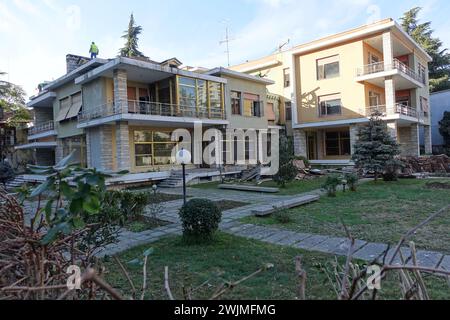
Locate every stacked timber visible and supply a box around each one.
[399,155,450,174]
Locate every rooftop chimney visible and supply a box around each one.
[66,54,90,74]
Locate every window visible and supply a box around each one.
[283,68,290,87]
[178,77,197,108]
[369,91,381,106]
[134,130,178,167]
[231,91,242,115]
[368,53,380,64]
[317,55,340,80]
[420,96,429,117]
[209,81,223,116]
[243,93,261,117]
[325,131,350,156]
[319,94,342,116]
[285,102,292,121]
[418,63,426,84]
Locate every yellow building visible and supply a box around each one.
[231,18,432,166]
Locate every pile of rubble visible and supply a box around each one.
[399,155,450,175]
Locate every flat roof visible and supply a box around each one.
[206,67,275,85]
[75,57,227,85]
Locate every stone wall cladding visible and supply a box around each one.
[100,125,114,170]
[350,124,360,156]
[113,69,128,113]
[115,122,131,171]
[293,129,307,157]
[398,124,419,156]
[55,139,64,164]
[423,125,432,154]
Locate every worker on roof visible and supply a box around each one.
[89,42,99,59]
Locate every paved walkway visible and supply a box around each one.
[21,183,450,271]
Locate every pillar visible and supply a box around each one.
[293,129,307,157]
[115,122,131,171]
[113,69,128,113]
[350,124,360,156]
[423,125,432,154]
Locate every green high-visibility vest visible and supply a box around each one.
[90,44,99,54]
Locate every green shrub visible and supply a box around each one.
[322,174,341,197]
[103,190,149,224]
[179,198,222,241]
[344,173,359,192]
[273,209,292,224]
[294,155,310,167]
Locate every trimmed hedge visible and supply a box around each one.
[179,199,222,241]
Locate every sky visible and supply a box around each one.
[0,0,449,98]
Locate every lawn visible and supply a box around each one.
[241,179,450,254]
[191,177,326,196]
[103,233,450,300]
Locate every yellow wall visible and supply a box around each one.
[295,40,366,123]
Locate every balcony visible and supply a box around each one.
[365,103,423,119]
[78,100,227,128]
[28,121,57,139]
[356,59,426,89]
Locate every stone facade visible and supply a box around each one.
[350,124,360,156]
[398,124,420,156]
[293,129,307,157]
[66,54,90,74]
[113,69,128,113]
[423,125,432,154]
[115,122,131,171]
[55,139,64,164]
[85,126,114,171]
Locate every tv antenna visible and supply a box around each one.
[219,21,235,67]
[276,39,290,53]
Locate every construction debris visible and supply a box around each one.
[399,155,450,175]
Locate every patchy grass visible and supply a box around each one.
[148,193,184,204]
[124,216,171,233]
[242,179,450,254]
[191,177,327,196]
[103,233,450,300]
[214,200,249,211]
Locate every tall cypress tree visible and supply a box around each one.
[119,13,146,58]
[401,7,450,92]
[352,112,401,180]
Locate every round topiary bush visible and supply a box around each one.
[179,198,222,241]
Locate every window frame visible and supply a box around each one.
[324,130,351,157]
[133,130,178,168]
[283,68,290,88]
[231,91,242,115]
[317,55,340,80]
[318,94,342,117]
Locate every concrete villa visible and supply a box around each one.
[231,18,433,166]
[19,55,276,182]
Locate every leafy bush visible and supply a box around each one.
[383,159,405,182]
[322,174,342,197]
[273,208,292,224]
[0,161,15,186]
[179,198,222,241]
[103,190,149,224]
[274,134,297,187]
[344,173,359,192]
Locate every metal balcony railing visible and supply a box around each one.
[78,100,225,122]
[356,59,426,85]
[365,104,417,118]
[29,121,54,135]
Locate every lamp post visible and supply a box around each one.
[176,148,192,205]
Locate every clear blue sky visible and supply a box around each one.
[1,0,449,97]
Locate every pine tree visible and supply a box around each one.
[352,112,401,180]
[401,7,450,92]
[273,134,297,187]
[119,13,146,58]
[439,111,450,155]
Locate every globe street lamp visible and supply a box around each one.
[176,148,192,205]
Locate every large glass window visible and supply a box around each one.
[231,91,242,115]
[325,131,350,156]
[317,55,340,80]
[283,68,290,87]
[178,77,197,109]
[209,81,223,116]
[133,130,178,167]
[319,94,342,116]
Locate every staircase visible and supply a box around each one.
[158,168,244,188]
[158,171,186,188]
[4,175,29,191]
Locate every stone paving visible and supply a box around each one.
[22,184,450,272]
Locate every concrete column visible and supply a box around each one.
[423,125,432,154]
[55,139,64,164]
[293,129,307,157]
[398,124,420,156]
[113,69,128,113]
[115,122,131,171]
[382,31,394,69]
[350,125,360,156]
[85,129,91,168]
[385,76,396,115]
[386,121,398,141]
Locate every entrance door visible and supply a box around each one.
[307,132,317,160]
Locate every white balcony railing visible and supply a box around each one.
[356,59,426,85]
[365,104,418,118]
[29,121,54,135]
[78,100,225,122]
